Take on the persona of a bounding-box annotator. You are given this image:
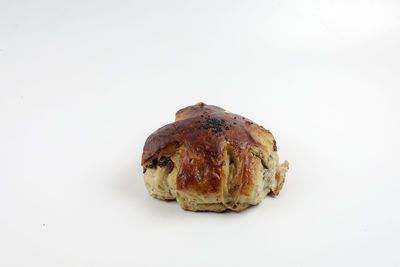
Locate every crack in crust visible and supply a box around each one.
[141,103,289,212]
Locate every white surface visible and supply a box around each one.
[1,0,400,266]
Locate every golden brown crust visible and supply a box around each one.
[142,102,276,196]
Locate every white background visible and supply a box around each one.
[1,0,400,266]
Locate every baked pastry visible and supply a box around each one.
[141,103,289,212]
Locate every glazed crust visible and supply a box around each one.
[141,103,288,212]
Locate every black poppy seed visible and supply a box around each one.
[234,117,236,119]
[233,122,237,125]
[197,116,231,136]
[242,117,245,119]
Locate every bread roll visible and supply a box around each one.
[141,103,289,212]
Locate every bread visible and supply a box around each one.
[141,103,289,212]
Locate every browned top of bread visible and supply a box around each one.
[141,103,276,195]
